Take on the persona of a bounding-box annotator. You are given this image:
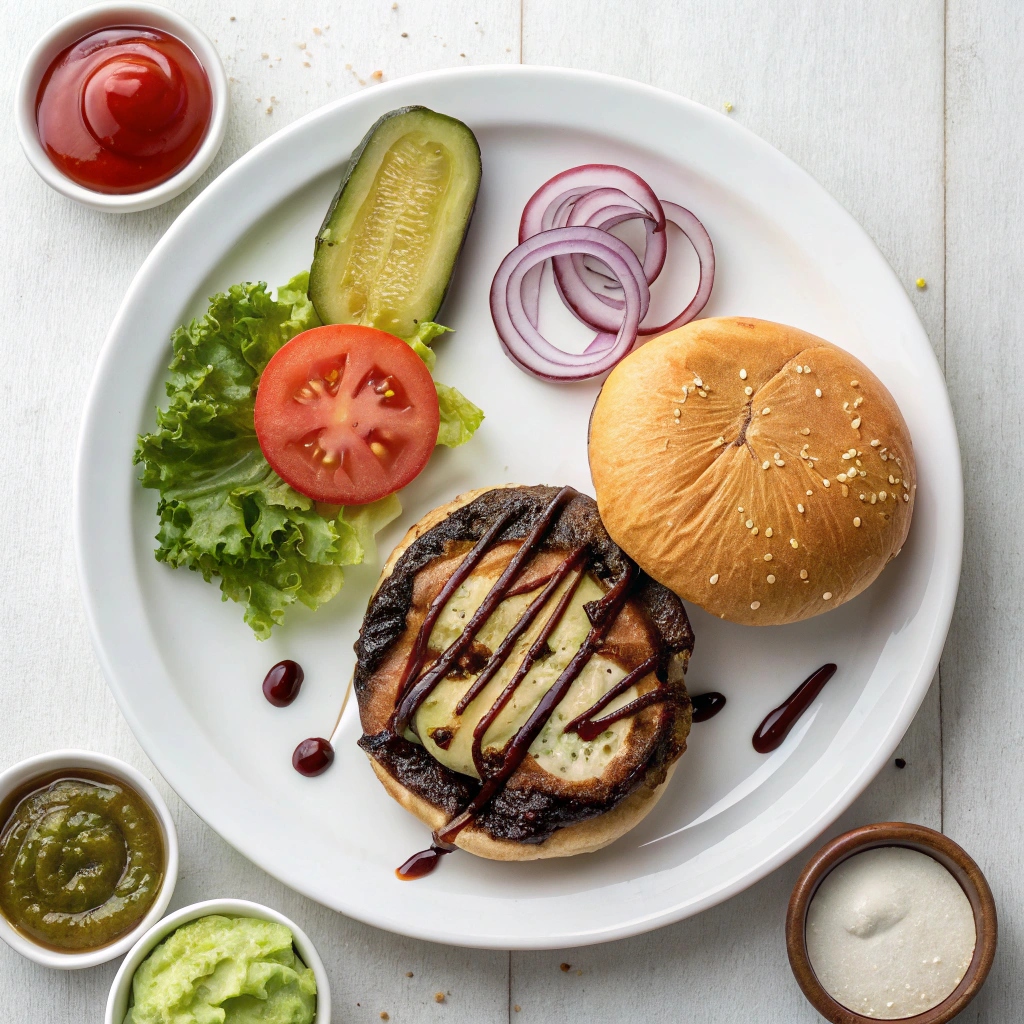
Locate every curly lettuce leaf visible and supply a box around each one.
[135,276,481,639]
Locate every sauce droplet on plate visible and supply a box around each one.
[292,737,334,776]
[752,663,837,753]
[395,845,451,880]
[691,691,727,722]
[263,660,304,707]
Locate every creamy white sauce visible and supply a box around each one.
[806,846,976,1019]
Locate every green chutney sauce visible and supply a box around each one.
[0,769,165,951]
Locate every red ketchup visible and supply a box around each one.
[35,26,212,194]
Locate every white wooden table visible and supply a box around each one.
[0,1,1016,1019]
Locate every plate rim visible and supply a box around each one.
[73,63,963,948]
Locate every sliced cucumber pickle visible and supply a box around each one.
[309,106,482,337]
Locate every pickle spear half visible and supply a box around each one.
[309,106,482,337]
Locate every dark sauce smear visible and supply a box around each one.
[395,844,451,880]
[691,691,727,722]
[263,660,304,707]
[292,737,334,776]
[391,486,684,878]
[752,664,837,753]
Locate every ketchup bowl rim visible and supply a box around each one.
[15,1,227,212]
[0,748,179,969]
[104,898,332,1024]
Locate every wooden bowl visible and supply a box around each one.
[787,822,997,1024]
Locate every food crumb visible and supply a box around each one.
[895,757,907,769]
[313,26,322,35]
[405,971,413,977]
[401,31,408,37]
[229,15,235,20]
[915,278,927,289]
[576,969,583,976]
[303,61,311,67]
[560,963,571,972]
[723,101,734,112]
[434,991,446,1003]
[371,69,384,79]
[261,52,269,59]
[266,107,273,114]
[460,52,466,57]
[392,1,398,7]
[514,1007,521,1013]
[380,1014,389,1021]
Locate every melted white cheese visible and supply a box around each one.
[412,569,641,781]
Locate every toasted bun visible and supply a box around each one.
[363,486,677,861]
[589,318,916,626]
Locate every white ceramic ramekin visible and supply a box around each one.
[15,1,228,212]
[106,899,332,1024]
[0,749,178,969]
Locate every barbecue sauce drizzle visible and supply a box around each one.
[751,663,837,753]
[389,486,681,879]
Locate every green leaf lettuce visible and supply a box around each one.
[134,273,481,639]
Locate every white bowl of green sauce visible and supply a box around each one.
[0,749,178,969]
[106,898,331,1024]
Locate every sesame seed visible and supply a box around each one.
[838,473,848,482]
[693,376,703,387]
[800,569,808,579]
[854,516,862,527]
[767,574,776,583]
[673,408,680,416]
[762,461,771,470]
[801,427,811,435]
[903,493,910,502]
[716,436,726,445]
[710,574,719,584]
[790,538,799,548]
[738,506,744,513]
[739,368,747,379]
[775,459,786,467]
[841,484,849,496]
[745,386,753,396]
[843,401,850,411]
[815,388,822,398]
[752,527,759,536]
[746,519,754,529]
[823,592,833,600]
[879,490,887,500]
[851,417,861,429]
[806,490,813,496]
[871,494,877,504]
[797,504,805,513]
[750,601,760,610]
[796,365,804,374]
[871,439,880,446]
[800,450,809,460]
[860,493,866,501]
[699,389,708,398]
[889,475,895,484]
[823,479,831,488]
[803,365,810,373]
[766,527,773,538]
[851,380,860,387]
[762,407,771,415]
[764,553,773,561]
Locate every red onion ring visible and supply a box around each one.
[490,227,646,382]
[492,164,715,381]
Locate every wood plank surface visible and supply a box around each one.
[943,1,1024,1019]
[515,0,946,1018]
[1,0,1003,1020]
[0,2,518,1022]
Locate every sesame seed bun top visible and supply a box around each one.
[587,317,917,626]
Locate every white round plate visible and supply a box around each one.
[75,66,961,949]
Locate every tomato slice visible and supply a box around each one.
[254,324,440,505]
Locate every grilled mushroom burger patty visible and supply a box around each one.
[354,485,696,860]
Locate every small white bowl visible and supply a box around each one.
[106,899,332,1024]
[15,1,228,212]
[0,749,178,969]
